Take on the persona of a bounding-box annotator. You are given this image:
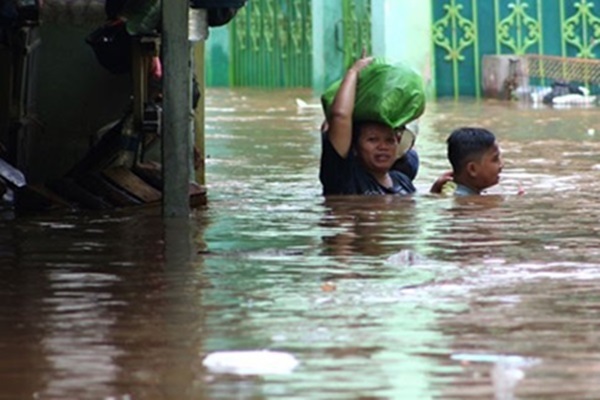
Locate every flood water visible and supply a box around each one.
[2,89,600,399]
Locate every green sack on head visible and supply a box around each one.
[321,60,426,129]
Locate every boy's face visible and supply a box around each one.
[356,123,399,173]
[470,142,503,190]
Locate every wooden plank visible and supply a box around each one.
[102,166,162,203]
[15,184,73,213]
[48,178,112,210]
[65,119,124,178]
[133,164,207,207]
[132,162,162,190]
[189,182,207,208]
[76,172,143,207]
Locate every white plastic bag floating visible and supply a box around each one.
[552,94,597,105]
[385,249,425,266]
[202,350,300,375]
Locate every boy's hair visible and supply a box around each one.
[447,127,496,173]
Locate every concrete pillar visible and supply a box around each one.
[371,0,434,97]
[162,3,193,217]
[311,0,344,93]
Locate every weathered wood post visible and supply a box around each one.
[161,1,192,217]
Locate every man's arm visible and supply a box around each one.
[327,55,373,158]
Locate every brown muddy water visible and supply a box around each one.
[1,88,600,400]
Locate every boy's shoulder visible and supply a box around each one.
[441,181,479,196]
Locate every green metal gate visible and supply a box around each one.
[339,0,372,69]
[219,0,371,88]
[432,0,600,98]
[229,0,312,87]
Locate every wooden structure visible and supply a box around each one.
[0,10,40,176]
[10,27,208,214]
[0,1,213,215]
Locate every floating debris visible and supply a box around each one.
[295,98,321,110]
[321,281,337,292]
[202,350,299,375]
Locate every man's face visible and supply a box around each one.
[356,123,399,173]
[473,143,504,190]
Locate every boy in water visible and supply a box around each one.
[440,127,504,196]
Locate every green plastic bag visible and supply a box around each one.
[321,60,426,129]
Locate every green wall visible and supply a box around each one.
[371,0,434,98]
[205,26,232,87]
[311,1,344,93]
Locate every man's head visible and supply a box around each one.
[352,121,400,174]
[447,127,503,192]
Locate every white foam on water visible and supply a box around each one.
[202,350,300,375]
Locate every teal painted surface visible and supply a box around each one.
[432,0,479,98]
[432,0,600,98]
[561,0,600,58]
[372,0,434,98]
[311,1,344,93]
[205,27,231,87]
[313,0,372,92]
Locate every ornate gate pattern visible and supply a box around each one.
[432,0,600,98]
[340,0,372,69]
[216,0,371,88]
[229,0,312,88]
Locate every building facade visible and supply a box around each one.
[206,0,600,98]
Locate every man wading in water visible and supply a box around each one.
[319,53,426,196]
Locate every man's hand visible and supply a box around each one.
[430,170,454,194]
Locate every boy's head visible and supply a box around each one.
[447,127,503,192]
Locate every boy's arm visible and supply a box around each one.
[327,55,373,158]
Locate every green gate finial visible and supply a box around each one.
[291,0,304,55]
[249,2,262,52]
[342,0,360,69]
[358,0,372,56]
[235,6,248,51]
[278,11,289,60]
[497,0,541,54]
[563,0,600,58]
[264,0,275,53]
[432,0,477,98]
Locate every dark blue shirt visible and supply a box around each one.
[319,134,416,196]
